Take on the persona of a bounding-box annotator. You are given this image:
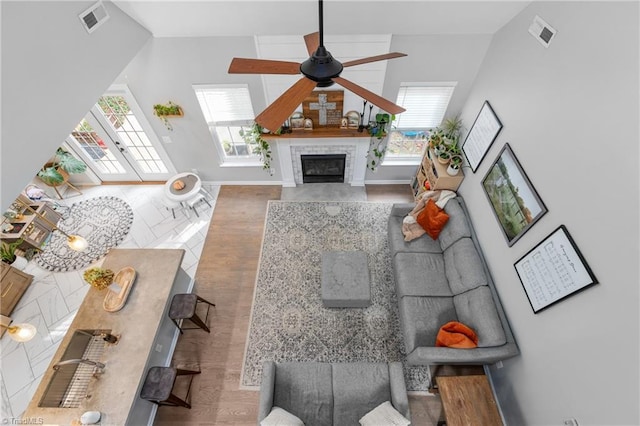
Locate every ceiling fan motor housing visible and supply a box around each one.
[300,46,343,87]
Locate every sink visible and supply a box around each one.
[38,329,109,408]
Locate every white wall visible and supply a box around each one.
[117,34,493,184]
[457,2,639,424]
[0,0,151,209]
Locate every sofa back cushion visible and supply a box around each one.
[453,286,507,347]
[438,199,472,251]
[274,362,333,425]
[332,363,391,426]
[444,238,488,294]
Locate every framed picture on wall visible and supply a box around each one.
[514,225,598,313]
[482,143,547,246]
[461,101,503,172]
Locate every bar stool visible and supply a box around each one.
[185,193,211,217]
[169,293,215,334]
[140,366,200,409]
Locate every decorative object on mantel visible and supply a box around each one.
[103,266,137,312]
[482,143,547,247]
[227,0,407,132]
[35,196,134,271]
[239,123,274,175]
[514,225,598,313]
[290,111,305,130]
[302,90,344,128]
[153,101,183,131]
[345,110,360,129]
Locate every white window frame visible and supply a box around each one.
[383,82,457,165]
[193,83,261,167]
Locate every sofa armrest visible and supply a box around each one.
[257,361,276,424]
[390,203,415,217]
[406,343,520,366]
[388,362,411,421]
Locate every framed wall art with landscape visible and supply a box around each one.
[482,143,547,246]
[462,100,503,172]
[514,225,598,313]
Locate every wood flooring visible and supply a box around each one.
[154,184,442,426]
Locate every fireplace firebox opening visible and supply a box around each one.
[301,154,346,183]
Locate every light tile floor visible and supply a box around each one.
[0,183,220,419]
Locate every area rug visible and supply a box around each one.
[35,196,134,272]
[241,201,430,391]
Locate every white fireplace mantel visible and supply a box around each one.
[272,136,370,187]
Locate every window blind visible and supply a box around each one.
[393,84,456,129]
[193,85,255,126]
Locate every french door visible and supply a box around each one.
[67,86,175,182]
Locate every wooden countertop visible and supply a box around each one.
[24,248,185,425]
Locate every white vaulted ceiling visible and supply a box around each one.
[112,1,531,38]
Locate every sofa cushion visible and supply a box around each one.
[260,407,305,426]
[454,286,507,348]
[388,215,442,255]
[359,401,411,426]
[332,363,391,426]
[444,238,488,295]
[393,252,452,298]
[273,362,333,426]
[438,199,472,251]
[416,199,450,240]
[398,296,457,354]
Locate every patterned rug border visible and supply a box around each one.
[240,200,430,391]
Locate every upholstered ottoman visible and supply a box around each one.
[321,251,371,308]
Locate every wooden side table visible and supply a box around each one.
[436,375,503,426]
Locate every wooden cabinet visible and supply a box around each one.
[411,149,464,199]
[0,262,34,317]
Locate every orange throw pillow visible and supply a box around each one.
[436,321,478,349]
[416,199,450,240]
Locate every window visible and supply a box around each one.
[193,84,259,165]
[385,83,456,161]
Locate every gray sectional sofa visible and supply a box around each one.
[258,361,410,426]
[388,197,519,366]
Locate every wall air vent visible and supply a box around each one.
[529,15,556,48]
[79,1,109,34]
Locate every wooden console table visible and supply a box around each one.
[436,375,503,426]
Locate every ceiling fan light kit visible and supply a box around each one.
[228,0,407,132]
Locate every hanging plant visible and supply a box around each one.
[366,112,395,171]
[240,123,273,175]
[153,101,183,131]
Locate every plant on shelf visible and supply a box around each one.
[240,123,273,175]
[83,267,115,290]
[37,147,88,186]
[447,154,464,176]
[427,114,465,165]
[1,239,23,264]
[367,113,394,140]
[153,101,183,131]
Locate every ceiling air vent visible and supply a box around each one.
[529,15,556,48]
[79,1,109,34]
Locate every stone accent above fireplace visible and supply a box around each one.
[273,137,370,187]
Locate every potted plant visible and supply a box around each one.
[367,113,394,140]
[153,101,183,131]
[83,267,115,290]
[447,154,464,176]
[1,239,24,265]
[240,123,273,175]
[37,147,87,187]
[437,149,452,165]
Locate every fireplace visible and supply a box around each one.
[301,154,346,183]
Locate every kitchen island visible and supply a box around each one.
[23,248,193,425]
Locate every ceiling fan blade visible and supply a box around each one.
[255,77,318,132]
[342,52,408,68]
[304,32,320,55]
[228,58,301,75]
[332,77,405,115]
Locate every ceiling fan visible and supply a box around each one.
[228,0,407,132]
